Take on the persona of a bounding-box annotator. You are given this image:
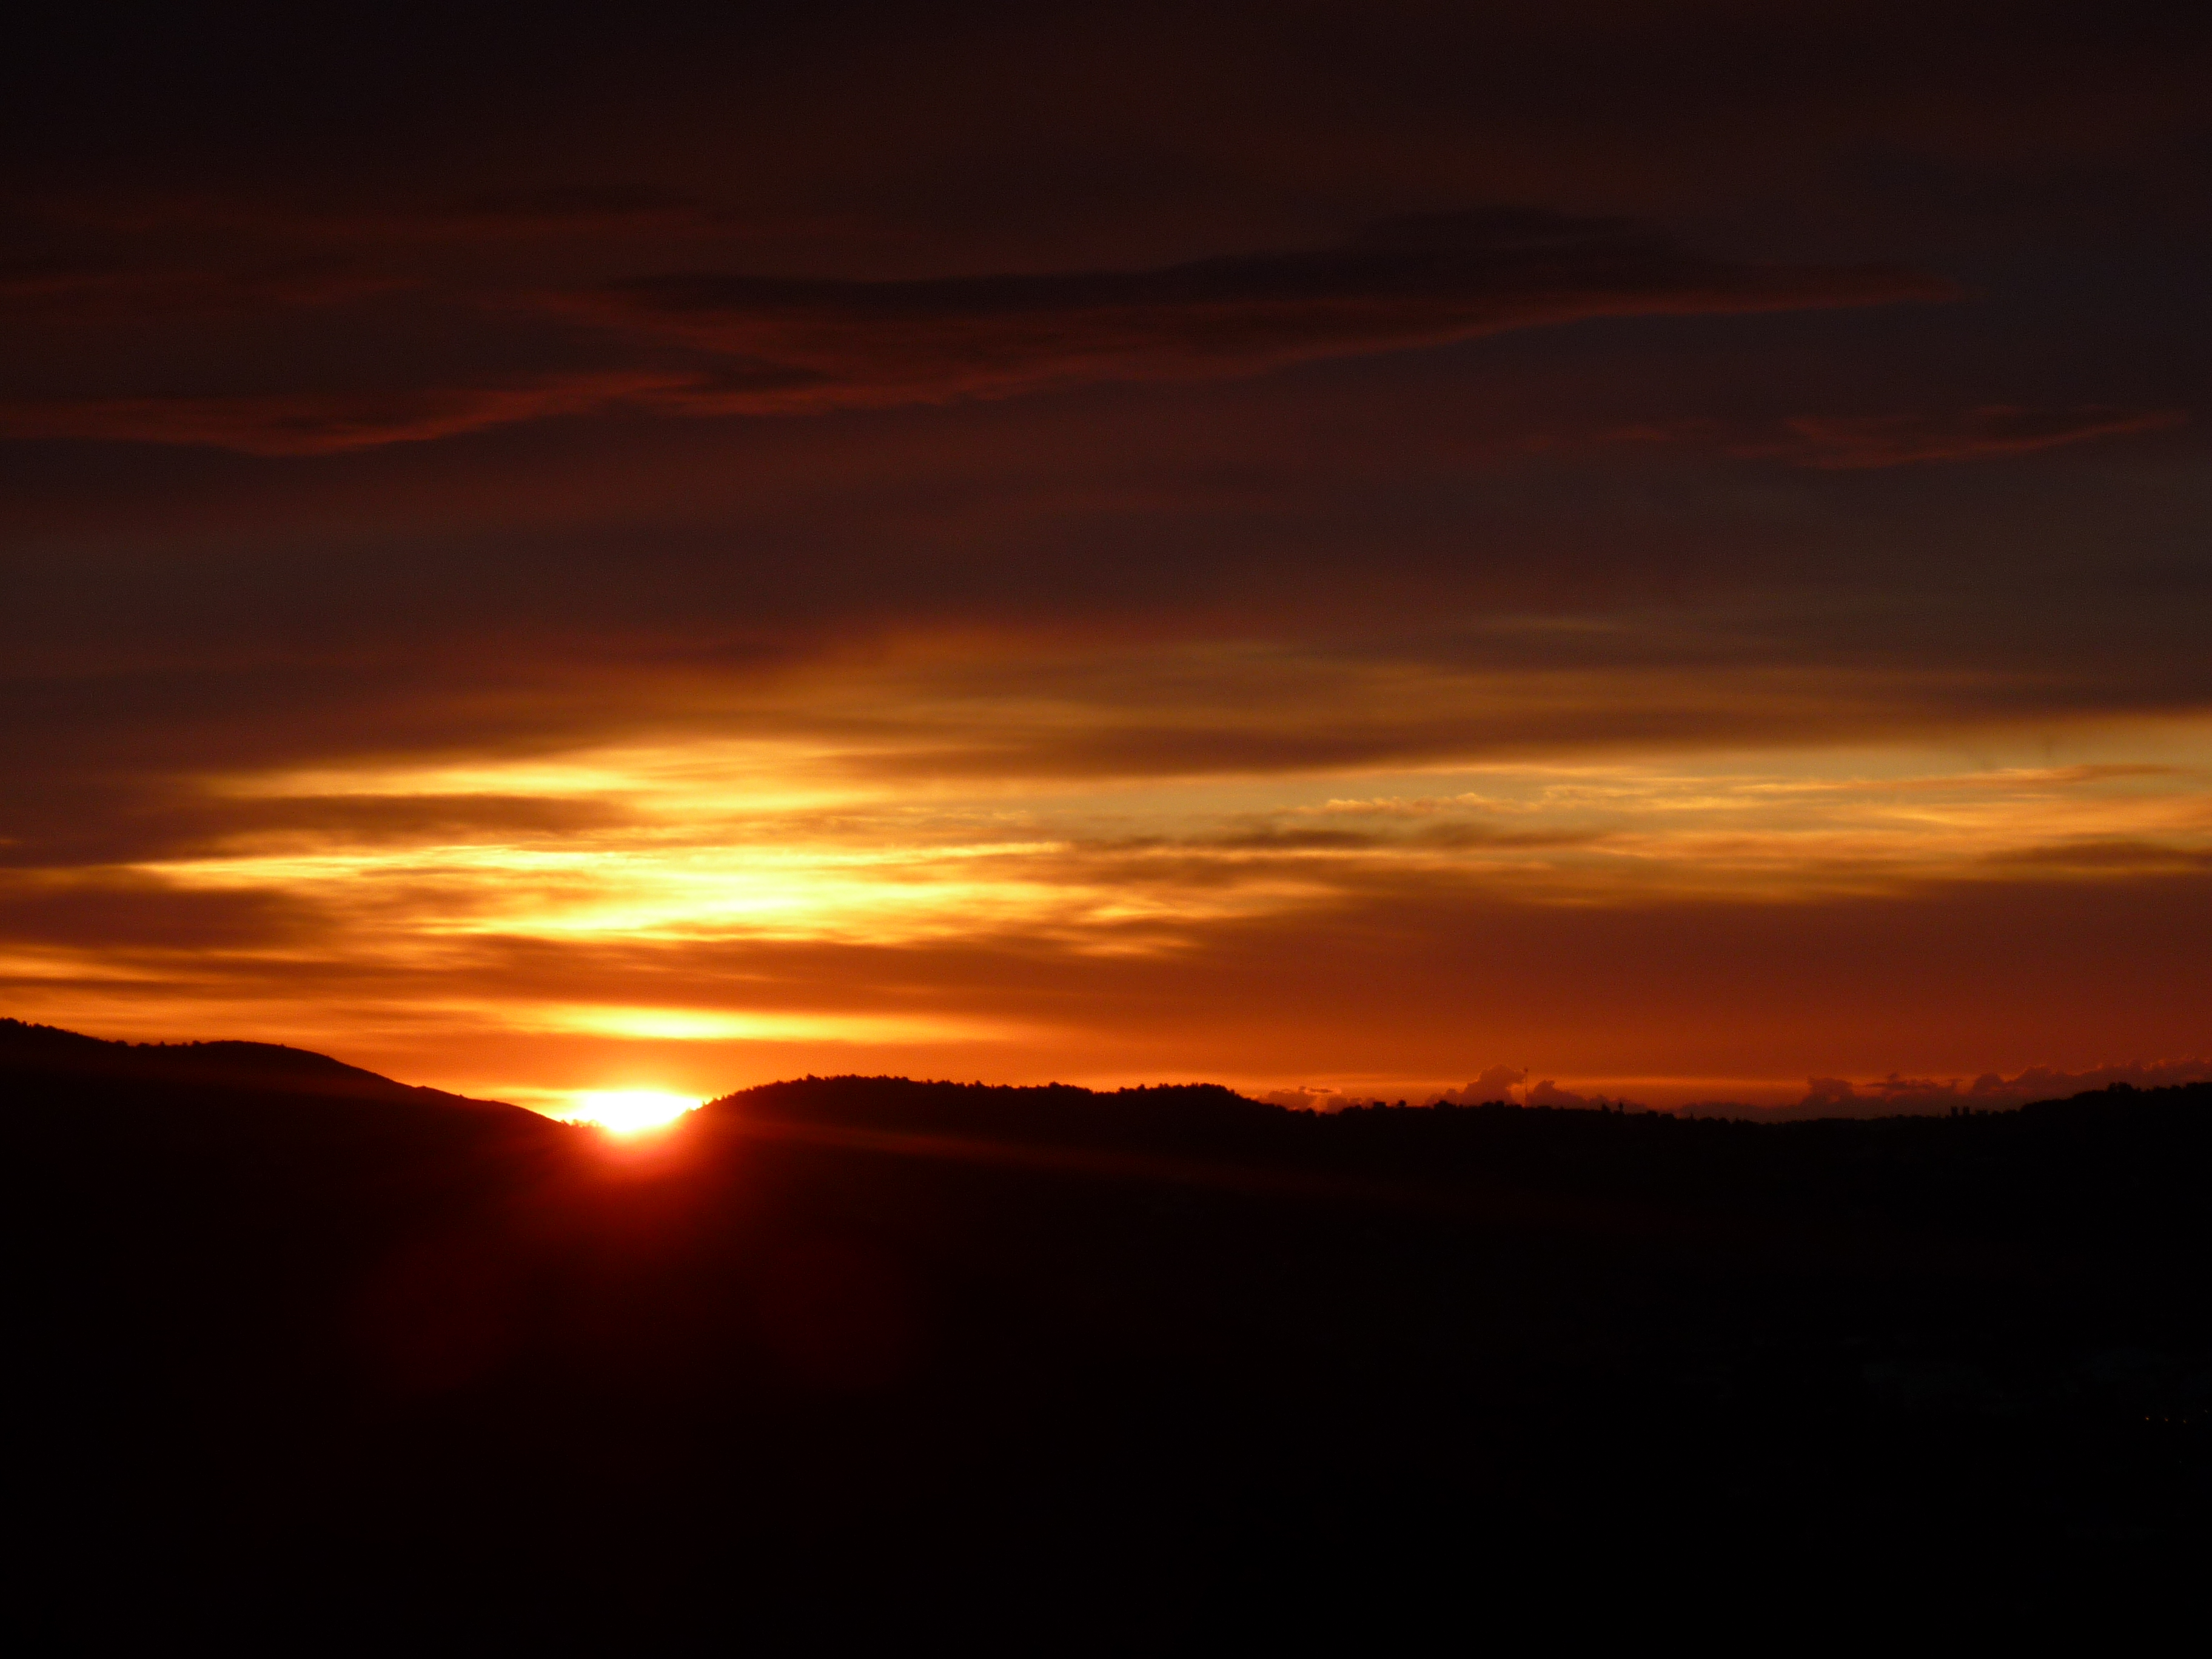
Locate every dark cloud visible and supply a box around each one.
[1598,404,2196,471]
[387,185,731,239]
[1768,1059,2212,1118]
[10,3,2206,263]
[0,871,327,953]
[1523,1080,1630,1110]
[1984,839,2212,876]
[1255,1086,1346,1111]
[1432,1067,1532,1107]
[583,212,1948,413]
[1776,404,2190,469]
[0,257,408,318]
[0,787,637,871]
[0,212,1946,454]
[0,374,691,457]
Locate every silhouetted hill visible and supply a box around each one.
[720,1071,2212,1257]
[8,1027,2207,1629]
[0,1016,529,1111]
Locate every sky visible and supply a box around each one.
[4,2,2208,1117]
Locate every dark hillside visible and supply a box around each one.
[723,1071,2212,1258]
[8,1030,2207,1626]
[0,1016,529,1110]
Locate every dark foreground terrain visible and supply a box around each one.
[8,1018,2207,1628]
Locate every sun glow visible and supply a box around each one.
[564,1089,701,1134]
[16,709,2208,1115]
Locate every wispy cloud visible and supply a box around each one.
[0,212,1949,454]
[1599,404,2190,470]
[1785,1058,2212,1116]
[0,256,409,317]
[0,373,689,455]
[1778,404,2188,469]
[580,210,1949,412]
[5,722,2208,1106]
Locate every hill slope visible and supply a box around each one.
[0,1015,529,1111]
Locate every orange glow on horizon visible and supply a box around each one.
[5,704,2208,1114]
[561,1090,702,1134]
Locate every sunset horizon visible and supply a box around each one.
[16,1006,2212,1127]
[8,5,2206,1112]
[8,5,2208,1614]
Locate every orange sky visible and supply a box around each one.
[4,4,2208,1116]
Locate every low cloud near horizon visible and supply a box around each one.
[1413,1058,2212,1119]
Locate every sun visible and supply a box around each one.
[565,1089,700,1134]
